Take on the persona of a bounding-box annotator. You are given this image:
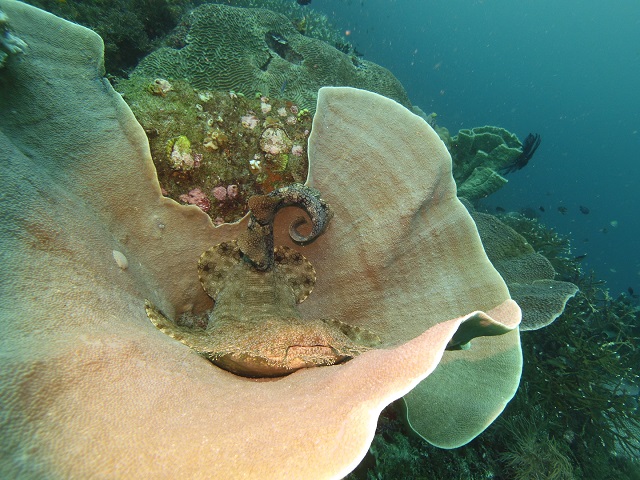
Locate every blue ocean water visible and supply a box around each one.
[313,0,640,296]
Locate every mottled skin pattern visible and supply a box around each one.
[147,185,373,377]
[239,183,333,271]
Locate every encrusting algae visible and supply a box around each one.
[117,76,312,223]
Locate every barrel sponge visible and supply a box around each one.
[132,4,410,112]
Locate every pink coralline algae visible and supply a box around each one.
[179,188,211,212]
[260,127,292,155]
[212,186,228,201]
[241,114,259,129]
[212,185,239,201]
[291,145,304,156]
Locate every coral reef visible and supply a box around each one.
[521,277,640,468]
[465,204,579,330]
[209,0,353,52]
[24,0,186,74]
[498,410,576,480]
[498,213,580,280]
[0,3,522,476]
[8,2,635,479]
[345,213,639,479]
[131,3,411,112]
[496,214,640,468]
[302,88,521,450]
[448,126,524,201]
[117,76,312,223]
[21,0,354,75]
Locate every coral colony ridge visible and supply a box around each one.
[1,1,638,479]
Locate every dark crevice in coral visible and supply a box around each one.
[259,52,272,71]
[265,31,303,65]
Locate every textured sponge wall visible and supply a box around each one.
[133,4,411,112]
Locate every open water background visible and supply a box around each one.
[313,0,640,296]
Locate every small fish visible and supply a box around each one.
[280,80,287,95]
[539,206,545,212]
[579,205,590,214]
[495,206,506,213]
[297,0,312,5]
[557,206,568,214]
[573,254,587,261]
[270,33,288,45]
[628,287,639,299]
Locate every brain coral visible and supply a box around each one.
[132,3,411,112]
